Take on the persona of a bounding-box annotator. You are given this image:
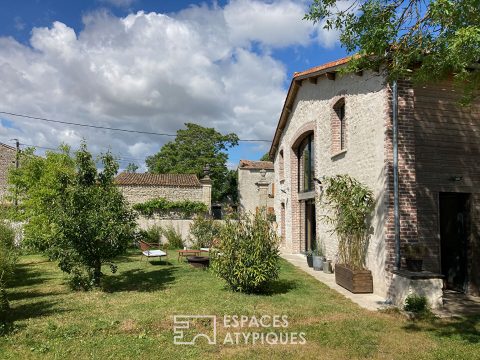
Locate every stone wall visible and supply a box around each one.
[119,185,207,207]
[0,144,16,203]
[238,168,274,215]
[273,70,391,297]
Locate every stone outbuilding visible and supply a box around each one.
[269,56,480,307]
[237,160,274,215]
[0,142,17,203]
[115,172,212,211]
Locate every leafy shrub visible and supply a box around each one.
[133,198,208,219]
[161,225,184,249]
[189,215,222,249]
[210,211,280,293]
[0,221,18,334]
[404,294,429,314]
[138,226,163,244]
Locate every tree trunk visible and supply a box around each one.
[92,261,102,287]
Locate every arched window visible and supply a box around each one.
[279,149,284,179]
[298,133,314,192]
[333,98,346,152]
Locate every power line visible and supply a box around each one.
[1,110,272,143]
[19,143,146,163]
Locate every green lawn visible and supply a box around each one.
[0,251,479,359]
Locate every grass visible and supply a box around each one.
[0,251,479,359]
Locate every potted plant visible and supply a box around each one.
[403,243,428,272]
[312,247,325,271]
[305,250,313,268]
[321,175,375,293]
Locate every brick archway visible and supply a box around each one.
[289,121,315,253]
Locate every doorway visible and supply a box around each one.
[305,200,316,252]
[439,192,470,293]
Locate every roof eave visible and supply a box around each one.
[268,58,352,159]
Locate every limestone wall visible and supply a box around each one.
[273,70,390,297]
[0,145,16,203]
[238,168,274,215]
[119,185,206,207]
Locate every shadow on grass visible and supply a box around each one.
[249,279,299,296]
[101,266,176,293]
[9,263,49,288]
[10,300,68,322]
[403,315,480,344]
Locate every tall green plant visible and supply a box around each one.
[0,221,17,333]
[210,210,280,293]
[321,175,374,270]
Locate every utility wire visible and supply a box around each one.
[19,143,145,163]
[1,111,272,143]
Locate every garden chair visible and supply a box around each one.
[139,240,167,262]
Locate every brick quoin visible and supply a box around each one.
[384,80,418,298]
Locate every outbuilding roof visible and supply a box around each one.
[115,172,201,187]
[0,142,16,152]
[239,160,274,170]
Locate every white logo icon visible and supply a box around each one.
[173,315,217,345]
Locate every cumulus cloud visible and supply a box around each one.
[0,1,340,168]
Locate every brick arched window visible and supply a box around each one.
[279,149,284,180]
[297,132,314,192]
[332,98,346,153]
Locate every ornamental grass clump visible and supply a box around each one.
[322,175,374,270]
[210,210,280,293]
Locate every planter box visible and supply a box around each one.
[335,264,373,294]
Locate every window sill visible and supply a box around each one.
[331,149,347,160]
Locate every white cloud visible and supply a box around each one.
[224,0,311,47]
[0,1,340,169]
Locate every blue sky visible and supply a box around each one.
[0,0,347,168]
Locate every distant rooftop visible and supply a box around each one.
[115,172,201,187]
[239,160,274,170]
[0,142,16,151]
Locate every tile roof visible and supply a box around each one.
[293,56,352,79]
[239,160,274,170]
[0,142,16,152]
[115,172,201,187]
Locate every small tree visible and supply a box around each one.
[0,220,17,333]
[321,175,374,270]
[126,163,139,173]
[210,210,280,293]
[9,142,137,288]
[189,215,222,249]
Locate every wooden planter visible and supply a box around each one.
[335,264,373,294]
